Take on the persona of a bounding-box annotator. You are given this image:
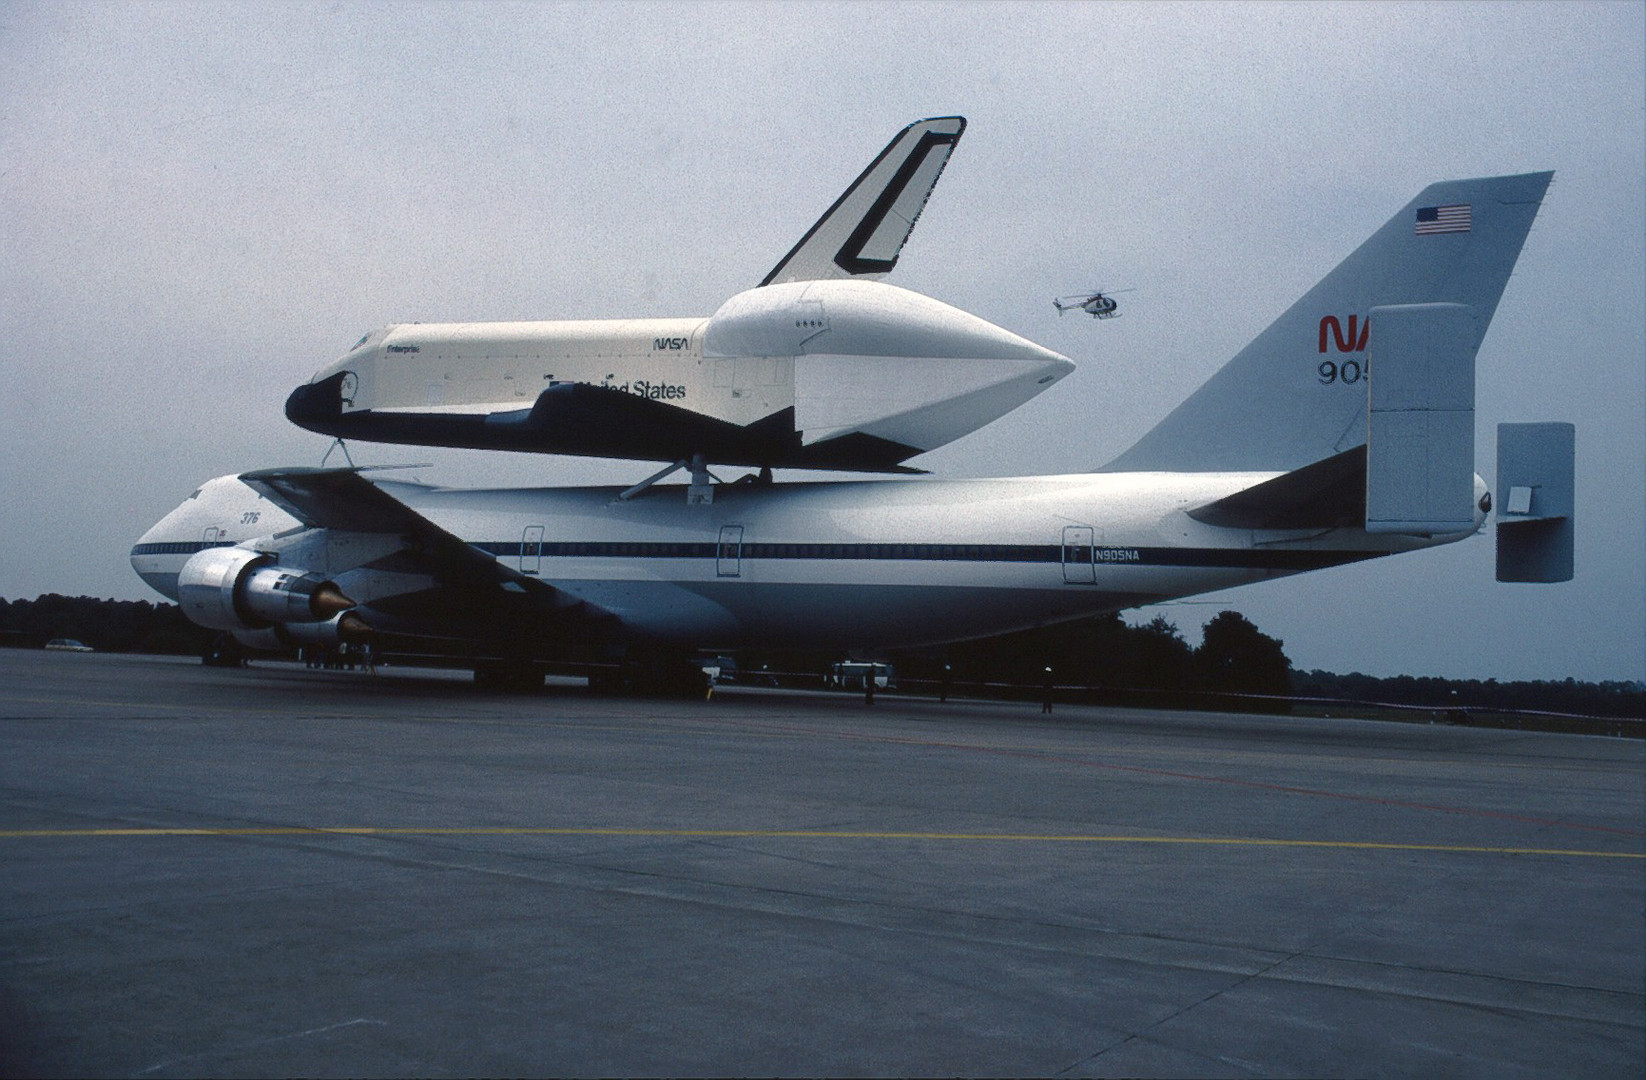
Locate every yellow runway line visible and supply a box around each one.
[1,825,1641,859]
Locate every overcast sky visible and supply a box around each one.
[3,1,1641,682]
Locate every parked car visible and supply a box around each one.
[44,638,94,652]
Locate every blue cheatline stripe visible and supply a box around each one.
[134,537,1377,572]
[129,540,239,557]
[476,540,1378,572]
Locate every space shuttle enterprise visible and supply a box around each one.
[285,117,1076,474]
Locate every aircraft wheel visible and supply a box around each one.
[202,633,247,668]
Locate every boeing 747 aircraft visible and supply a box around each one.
[134,170,1573,687]
[284,116,1076,475]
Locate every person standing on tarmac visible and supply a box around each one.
[1041,666,1054,714]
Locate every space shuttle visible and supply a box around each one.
[284,117,1074,473]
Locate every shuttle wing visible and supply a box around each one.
[761,116,965,286]
[486,382,929,472]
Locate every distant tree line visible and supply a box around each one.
[1293,670,1644,720]
[741,610,1293,707]
[0,595,212,656]
[4,594,1639,719]
[904,610,1291,698]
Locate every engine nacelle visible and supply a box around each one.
[229,612,373,651]
[177,546,355,632]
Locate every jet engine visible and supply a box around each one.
[177,546,357,634]
[228,611,374,652]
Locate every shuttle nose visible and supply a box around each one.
[285,372,347,433]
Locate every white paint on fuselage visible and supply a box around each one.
[133,471,1482,651]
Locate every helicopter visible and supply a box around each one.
[1053,288,1133,319]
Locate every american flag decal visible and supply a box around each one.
[1415,203,1471,235]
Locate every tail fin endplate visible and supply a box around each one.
[1102,171,1553,474]
[1495,422,1574,582]
[1364,303,1478,534]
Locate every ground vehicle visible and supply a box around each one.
[829,661,894,691]
[44,639,93,652]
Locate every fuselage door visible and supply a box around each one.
[717,525,744,578]
[520,525,545,576]
[202,526,225,546]
[1061,525,1096,584]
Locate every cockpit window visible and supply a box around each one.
[349,332,372,352]
[186,488,202,500]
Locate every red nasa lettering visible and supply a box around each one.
[1318,315,1369,353]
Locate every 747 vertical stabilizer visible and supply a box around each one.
[1104,172,1554,476]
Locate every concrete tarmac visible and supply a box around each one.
[1,650,1641,1078]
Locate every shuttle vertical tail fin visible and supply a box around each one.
[1101,172,1552,474]
[761,116,966,287]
